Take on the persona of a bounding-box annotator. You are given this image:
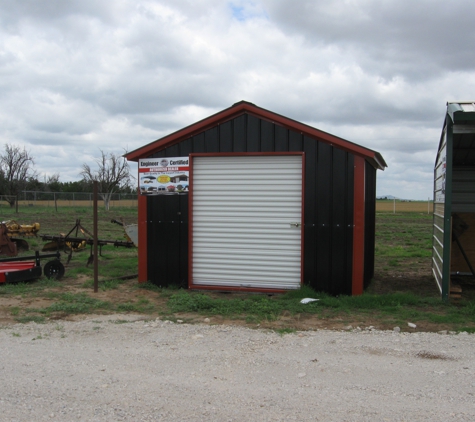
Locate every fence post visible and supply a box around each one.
[93,181,98,293]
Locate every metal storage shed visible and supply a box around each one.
[125,101,386,295]
[433,101,475,300]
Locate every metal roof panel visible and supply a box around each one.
[125,101,387,170]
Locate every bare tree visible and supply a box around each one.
[80,150,133,210]
[43,173,61,192]
[0,144,37,207]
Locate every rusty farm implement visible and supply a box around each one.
[40,219,135,265]
[0,222,65,283]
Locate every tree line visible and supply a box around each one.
[0,144,134,210]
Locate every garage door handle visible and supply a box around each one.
[290,222,301,228]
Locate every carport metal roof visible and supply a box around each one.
[125,101,387,170]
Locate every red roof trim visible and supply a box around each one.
[125,101,386,169]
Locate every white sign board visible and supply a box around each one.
[138,157,189,195]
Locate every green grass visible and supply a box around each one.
[37,293,112,315]
[14,291,157,318]
[116,297,155,313]
[167,290,309,321]
[375,213,433,259]
[0,278,62,297]
[81,277,128,290]
[15,315,46,324]
[2,207,475,332]
[274,328,297,336]
[166,286,475,329]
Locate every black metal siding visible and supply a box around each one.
[146,194,188,288]
[145,113,364,295]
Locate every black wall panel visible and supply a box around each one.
[147,195,188,287]
[180,138,193,156]
[233,115,247,152]
[246,115,260,152]
[219,121,233,152]
[193,132,205,153]
[205,127,219,152]
[275,126,288,152]
[315,142,332,292]
[303,136,317,287]
[165,143,179,157]
[144,113,373,294]
[289,130,302,151]
[260,119,274,152]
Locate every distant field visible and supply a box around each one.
[376,200,433,213]
[4,198,433,213]
[14,199,138,209]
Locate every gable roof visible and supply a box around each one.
[447,101,475,123]
[440,101,475,167]
[125,101,387,170]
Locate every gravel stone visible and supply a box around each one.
[1,314,474,421]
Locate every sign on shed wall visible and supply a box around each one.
[138,157,189,195]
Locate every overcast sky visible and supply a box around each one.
[1,0,474,199]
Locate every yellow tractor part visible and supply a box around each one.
[1,220,40,252]
[42,236,87,252]
[3,220,40,237]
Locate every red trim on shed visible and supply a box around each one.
[125,101,386,171]
[300,152,305,285]
[352,156,366,295]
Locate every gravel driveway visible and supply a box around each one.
[1,315,474,421]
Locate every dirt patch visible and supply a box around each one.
[1,211,473,331]
[0,266,463,332]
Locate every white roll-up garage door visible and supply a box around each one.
[191,154,303,290]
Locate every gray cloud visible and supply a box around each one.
[0,0,474,199]
[261,0,475,80]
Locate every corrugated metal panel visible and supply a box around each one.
[191,155,303,290]
[458,103,475,112]
[433,129,447,294]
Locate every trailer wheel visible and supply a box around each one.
[44,259,65,280]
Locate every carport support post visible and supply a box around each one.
[93,181,98,293]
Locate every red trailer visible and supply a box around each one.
[0,251,64,284]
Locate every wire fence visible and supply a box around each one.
[376,199,433,214]
[1,192,432,213]
[1,191,138,209]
